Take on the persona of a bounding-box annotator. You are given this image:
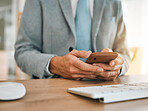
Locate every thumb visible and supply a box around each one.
[70,50,92,58]
[101,48,113,52]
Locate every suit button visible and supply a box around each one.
[69,47,73,52]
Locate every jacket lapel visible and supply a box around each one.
[58,0,76,39]
[92,0,106,51]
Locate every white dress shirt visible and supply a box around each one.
[71,0,94,18]
[45,0,94,78]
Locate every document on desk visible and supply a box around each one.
[67,82,148,103]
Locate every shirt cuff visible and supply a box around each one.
[43,57,56,78]
[118,63,127,77]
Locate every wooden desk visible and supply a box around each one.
[0,75,148,111]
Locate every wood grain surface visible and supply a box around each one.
[0,75,148,111]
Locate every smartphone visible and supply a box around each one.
[85,52,118,64]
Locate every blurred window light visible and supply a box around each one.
[122,0,148,47]
[122,0,148,75]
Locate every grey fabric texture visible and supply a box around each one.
[15,0,131,79]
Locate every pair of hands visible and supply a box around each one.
[50,48,124,81]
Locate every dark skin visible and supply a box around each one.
[50,48,124,80]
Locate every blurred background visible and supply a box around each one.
[0,0,148,80]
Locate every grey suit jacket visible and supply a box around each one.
[15,0,131,79]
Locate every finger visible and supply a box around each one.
[93,63,122,71]
[74,60,104,73]
[70,50,92,58]
[95,70,120,78]
[109,56,124,66]
[69,67,98,75]
[97,76,116,81]
[101,48,113,52]
[96,70,120,81]
[72,74,97,79]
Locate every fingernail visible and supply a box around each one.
[114,65,119,69]
[90,75,96,77]
[88,50,92,53]
[93,63,101,66]
[93,63,98,65]
[97,68,103,72]
[111,62,115,66]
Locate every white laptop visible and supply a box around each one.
[67,82,148,103]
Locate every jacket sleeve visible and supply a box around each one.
[113,1,131,76]
[15,0,56,79]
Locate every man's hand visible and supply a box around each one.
[93,48,124,81]
[50,50,104,80]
